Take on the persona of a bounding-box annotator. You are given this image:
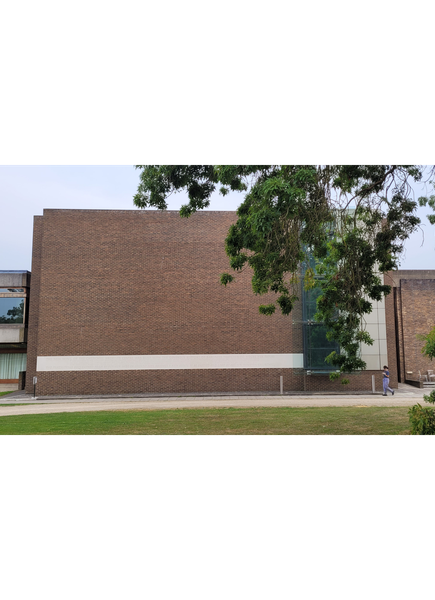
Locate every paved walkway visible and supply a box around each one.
[0,383,429,417]
[0,384,18,392]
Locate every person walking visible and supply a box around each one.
[382,365,394,396]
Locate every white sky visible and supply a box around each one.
[0,165,434,272]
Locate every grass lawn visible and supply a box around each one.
[0,406,411,435]
[0,391,12,397]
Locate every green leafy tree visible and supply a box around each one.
[409,324,435,433]
[417,325,435,361]
[134,165,435,382]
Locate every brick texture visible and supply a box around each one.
[384,278,398,388]
[383,271,435,384]
[25,216,43,393]
[398,279,435,380]
[26,209,410,395]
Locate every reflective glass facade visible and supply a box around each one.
[0,298,25,323]
[302,253,339,371]
[0,272,30,383]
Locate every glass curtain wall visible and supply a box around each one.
[302,251,339,371]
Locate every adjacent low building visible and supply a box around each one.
[0,270,30,387]
[20,209,435,396]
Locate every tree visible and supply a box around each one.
[417,325,435,362]
[409,389,435,435]
[134,166,435,382]
[410,326,435,434]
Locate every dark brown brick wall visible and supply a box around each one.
[383,271,435,384]
[28,210,425,396]
[393,286,406,383]
[37,368,305,396]
[384,278,398,388]
[398,279,435,380]
[28,210,303,395]
[25,216,43,393]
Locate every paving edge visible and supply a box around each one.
[5,389,408,402]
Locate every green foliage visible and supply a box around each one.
[418,188,435,225]
[220,273,234,286]
[424,389,435,404]
[408,390,435,435]
[259,303,276,316]
[134,165,435,381]
[417,325,435,361]
[277,294,297,315]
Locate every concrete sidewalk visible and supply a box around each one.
[0,383,429,417]
[0,396,426,417]
[2,381,428,403]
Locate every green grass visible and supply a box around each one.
[0,391,12,397]
[0,406,411,435]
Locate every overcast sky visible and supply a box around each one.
[1,165,434,272]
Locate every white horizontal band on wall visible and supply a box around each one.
[36,354,304,372]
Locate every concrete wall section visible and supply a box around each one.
[0,325,26,343]
[360,296,388,371]
[0,271,30,288]
[37,353,304,372]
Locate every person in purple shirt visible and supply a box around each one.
[382,365,394,396]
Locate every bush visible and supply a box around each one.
[408,389,435,435]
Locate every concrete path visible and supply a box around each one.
[0,383,430,417]
[0,383,18,392]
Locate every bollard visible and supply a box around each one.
[280,375,283,395]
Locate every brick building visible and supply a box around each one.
[385,271,435,385]
[23,209,435,396]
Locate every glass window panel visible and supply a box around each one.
[307,348,334,370]
[306,325,338,349]
[304,286,324,321]
[303,324,339,370]
[0,354,27,378]
[0,288,24,293]
[0,298,25,323]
